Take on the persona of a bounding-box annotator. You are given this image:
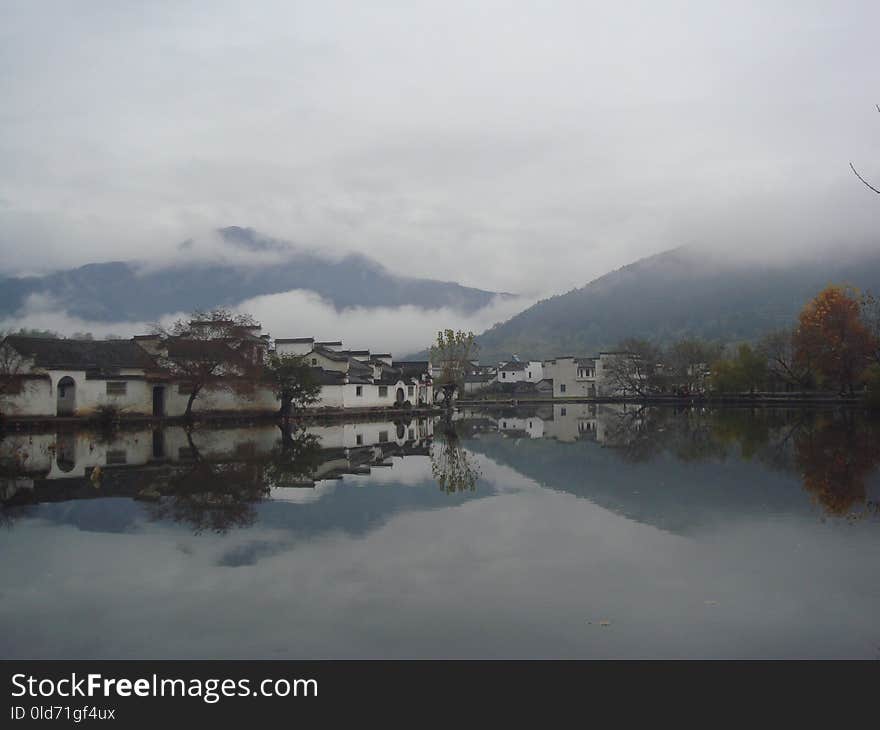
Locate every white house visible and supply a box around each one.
[542,352,635,398]
[273,340,434,410]
[0,329,435,420]
[496,358,543,385]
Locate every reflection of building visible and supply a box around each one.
[453,403,636,444]
[0,418,435,505]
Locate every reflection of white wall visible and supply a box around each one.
[309,419,433,450]
[1,377,53,416]
[497,416,544,439]
[2,418,436,483]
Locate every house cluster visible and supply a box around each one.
[462,352,633,398]
[0,324,433,419]
[275,338,433,409]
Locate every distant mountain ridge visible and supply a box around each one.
[0,227,510,322]
[470,245,880,364]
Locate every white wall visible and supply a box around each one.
[275,341,314,357]
[526,361,543,382]
[163,382,279,416]
[1,377,53,416]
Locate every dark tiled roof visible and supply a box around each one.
[376,369,405,385]
[309,367,346,385]
[465,373,495,383]
[3,336,157,371]
[500,360,527,371]
[164,338,250,368]
[315,340,342,347]
[312,346,350,362]
[275,337,314,344]
[394,361,430,379]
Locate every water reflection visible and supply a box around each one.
[2,406,880,659]
[2,406,879,529]
[0,417,436,533]
[455,404,880,521]
[430,413,481,494]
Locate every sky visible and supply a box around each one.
[1,1,879,346]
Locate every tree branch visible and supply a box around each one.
[850,162,880,195]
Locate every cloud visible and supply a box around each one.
[0,288,538,358]
[1,2,879,293]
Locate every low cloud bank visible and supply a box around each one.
[0,289,537,359]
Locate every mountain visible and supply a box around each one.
[0,227,510,322]
[472,245,880,363]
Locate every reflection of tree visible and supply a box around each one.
[601,406,880,519]
[431,417,481,494]
[794,413,880,518]
[147,428,269,534]
[263,425,323,488]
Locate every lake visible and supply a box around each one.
[2,404,878,659]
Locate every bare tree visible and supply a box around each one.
[758,329,814,389]
[0,335,25,418]
[849,104,880,195]
[664,339,722,394]
[602,339,663,397]
[151,309,265,419]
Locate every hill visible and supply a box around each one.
[471,245,880,363]
[0,227,510,322]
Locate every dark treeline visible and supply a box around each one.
[606,285,880,403]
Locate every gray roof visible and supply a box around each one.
[312,345,350,362]
[309,367,347,385]
[500,360,527,371]
[275,337,314,344]
[3,336,157,371]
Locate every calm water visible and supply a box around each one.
[2,405,879,659]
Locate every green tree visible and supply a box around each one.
[710,344,767,394]
[267,353,322,418]
[429,330,478,406]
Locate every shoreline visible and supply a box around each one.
[2,393,876,432]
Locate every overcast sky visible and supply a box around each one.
[1,0,879,297]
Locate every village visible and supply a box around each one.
[0,315,635,422]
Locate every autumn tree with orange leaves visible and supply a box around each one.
[793,286,876,394]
